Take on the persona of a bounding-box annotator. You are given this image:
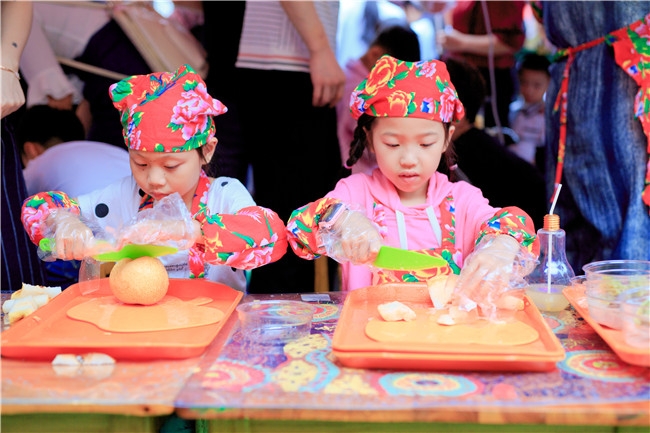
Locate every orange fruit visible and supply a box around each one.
[109,256,169,305]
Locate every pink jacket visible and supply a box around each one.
[288,170,538,291]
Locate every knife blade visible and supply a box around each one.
[372,246,447,271]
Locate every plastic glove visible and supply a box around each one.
[319,207,382,265]
[43,210,96,261]
[113,193,199,251]
[454,235,533,313]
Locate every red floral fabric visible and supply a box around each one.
[109,64,227,152]
[349,55,465,123]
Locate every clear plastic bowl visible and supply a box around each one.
[619,287,650,349]
[236,300,315,344]
[583,260,650,330]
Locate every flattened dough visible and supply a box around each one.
[366,308,539,346]
[67,296,224,332]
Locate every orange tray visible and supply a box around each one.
[1,278,242,361]
[563,284,649,367]
[331,283,565,372]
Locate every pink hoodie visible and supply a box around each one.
[326,170,500,291]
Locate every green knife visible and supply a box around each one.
[373,246,447,271]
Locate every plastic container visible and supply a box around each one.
[525,284,570,312]
[236,300,315,344]
[583,260,650,330]
[619,287,650,350]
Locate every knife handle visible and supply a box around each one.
[37,238,56,262]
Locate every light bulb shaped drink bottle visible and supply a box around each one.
[525,213,575,312]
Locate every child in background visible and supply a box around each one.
[288,55,539,308]
[336,24,421,175]
[21,64,287,292]
[446,58,547,231]
[16,105,131,289]
[16,105,131,197]
[508,53,551,168]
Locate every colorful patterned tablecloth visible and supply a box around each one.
[175,292,650,413]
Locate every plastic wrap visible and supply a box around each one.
[318,206,382,265]
[112,192,197,251]
[37,193,196,262]
[454,235,537,322]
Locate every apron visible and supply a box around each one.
[373,194,461,285]
[551,12,650,213]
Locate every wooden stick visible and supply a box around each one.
[56,57,128,82]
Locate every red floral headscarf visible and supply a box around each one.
[350,55,465,123]
[109,64,227,152]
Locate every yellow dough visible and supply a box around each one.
[366,308,539,346]
[67,296,223,332]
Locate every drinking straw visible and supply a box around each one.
[549,184,562,216]
[546,184,563,293]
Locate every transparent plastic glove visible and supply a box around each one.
[41,210,97,261]
[319,209,382,265]
[454,235,535,313]
[114,193,199,251]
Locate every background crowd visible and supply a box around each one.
[2,0,649,294]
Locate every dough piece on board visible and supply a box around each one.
[377,301,417,322]
[367,308,539,346]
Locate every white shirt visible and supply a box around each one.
[23,140,131,197]
[76,176,255,292]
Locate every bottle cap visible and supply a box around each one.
[543,214,560,231]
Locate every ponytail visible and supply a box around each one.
[346,114,375,169]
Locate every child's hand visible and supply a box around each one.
[454,235,521,310]
[320,208,381,265]
[115,193,199,250]
[115,219,200,250]
[48,210,96,261]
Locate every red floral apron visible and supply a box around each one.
[373,195,461,285]
[551,13,650,214]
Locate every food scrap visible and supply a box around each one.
[427,274,458,309]
[52,353,116,379]
[2,283,62,325]
[426,275,525,325]
[378,301,417,322]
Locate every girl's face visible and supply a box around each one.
[129,139,216,209]
[369,117,451,205]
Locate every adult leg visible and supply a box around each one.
[202,1,249,183]
[1,117,46,291]
[242,69,342,294]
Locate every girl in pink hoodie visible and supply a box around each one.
[287,55,539,301]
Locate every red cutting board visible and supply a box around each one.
[331,283,565,372]
[1,278,242,361]
[564,283,650,367]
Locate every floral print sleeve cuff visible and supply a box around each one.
[21,191,81,245]
[476,206,540,256]
[199,206,287,270]
[286,197,342,260]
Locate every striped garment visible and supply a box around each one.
[236,1,339,72]
[2,118,46,291]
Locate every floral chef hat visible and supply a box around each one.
[109,64,227,152]
[350,55,465,123]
